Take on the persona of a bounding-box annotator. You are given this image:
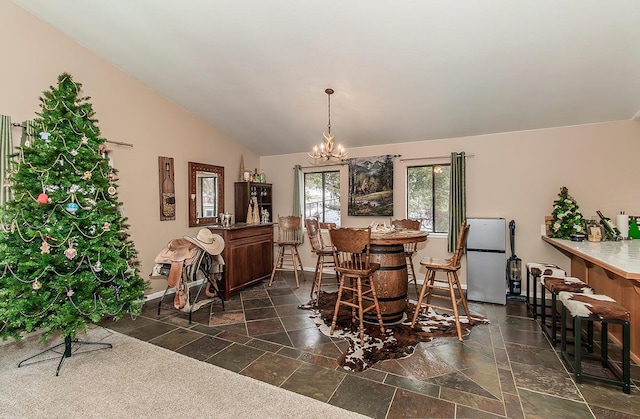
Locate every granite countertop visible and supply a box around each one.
[542,236,640,279]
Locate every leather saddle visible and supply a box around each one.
[154,238,199,309]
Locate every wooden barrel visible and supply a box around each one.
[364,244,408,324]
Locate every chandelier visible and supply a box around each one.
[308,88,347,160]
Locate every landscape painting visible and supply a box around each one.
[348,155,394,216]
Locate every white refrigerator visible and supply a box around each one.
[466,218,507,305]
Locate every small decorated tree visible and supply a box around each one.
[0,73,147,345]
[549,186,586,239]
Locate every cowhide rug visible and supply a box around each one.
[304,291,489,372]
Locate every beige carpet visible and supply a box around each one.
[0,327,365,419]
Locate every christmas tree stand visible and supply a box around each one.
[17,335,112,376]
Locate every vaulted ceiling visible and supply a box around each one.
[12,1,640,156]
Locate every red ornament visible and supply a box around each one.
[36,193,49,204]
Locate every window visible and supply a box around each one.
[407,164,450,233]
[304,171,340,224]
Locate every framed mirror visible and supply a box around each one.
[188,162,224,227]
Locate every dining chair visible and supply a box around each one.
[390,218,422,296]
[305,218,337,305]
[269,215,306,287]
[329,227,385,345]
[410,221,472,341]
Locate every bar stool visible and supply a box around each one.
[305,218,337,305]
[525,262,565,319]
[390,218,422,296]
[540,276,594,346]
[411,221,471,341]
[269,215,306,287]
[559,291,631,394]
[329,227,385,346]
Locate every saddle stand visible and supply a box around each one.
[153,239,225,323]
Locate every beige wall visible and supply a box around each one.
[3,0,640,298]
[262,120,640,288]
[0,1,260,294]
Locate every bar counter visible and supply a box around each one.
[542,236,640,361]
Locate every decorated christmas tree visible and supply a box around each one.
[549,186,586,239]
[0,73,147,343]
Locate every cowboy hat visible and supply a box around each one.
[184,229,225,255]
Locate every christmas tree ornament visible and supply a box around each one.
[103,222,111,231]
[24,139,31,147]
[40,239,51,254]
[83,171,92,180]
[32,280,42,290]
[67,289,75,297]
[107,186,116,196]
[70,149,78,156]
[36,193,49,204]
[64,242,77,259]
[39,131,50,142]
[93,260,102,273]
[81,136,89,144]
[3,178,10,187]
[108,172,115,181]
[66,202,79,213]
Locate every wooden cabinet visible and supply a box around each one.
[234,182,272,223]
[208,224,274,300]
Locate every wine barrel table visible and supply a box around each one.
[364,229,428,324]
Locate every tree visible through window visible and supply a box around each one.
[304,171,340,224]
[407,165,450,232]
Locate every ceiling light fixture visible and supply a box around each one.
[308,88,347,160]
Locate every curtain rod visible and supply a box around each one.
[298,162,347,169]
[11,123,133,147]
[400,153,474,162]
[299,154,402,169]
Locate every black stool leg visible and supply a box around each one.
[623,321,631,394]
[560,304,567,352]
[532,273,539,319]
[574,315,583,384]
[550,291,557,346]
[601,321,608,368]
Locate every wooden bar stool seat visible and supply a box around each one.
[525,262,565,319]
[305,218,338,305]
[559,291,631,394]
[269,215,306,288]
[329,227,385,346]
[411,222,471,342]
[540,275,594,346]
[390,218,422,297]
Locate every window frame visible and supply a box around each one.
[406,163,451,233]
[303,170,341,224]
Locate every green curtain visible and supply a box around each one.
[0,115,13,205]
[448,151,466,252]
[293,165,303,217]
[293,164,304,241]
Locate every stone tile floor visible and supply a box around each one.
[102,272,640,418]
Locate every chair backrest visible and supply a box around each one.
[304,218,324,251]
[391,218,422,253]
[319,222,337,230]
[277,215,302,243]
[449,221,470,268]
[390,218,421,231]
[329,227,372,270]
